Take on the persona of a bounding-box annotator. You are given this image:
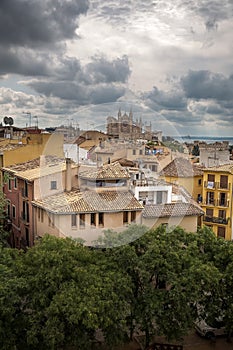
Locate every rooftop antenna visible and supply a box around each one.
[23,112,32,127]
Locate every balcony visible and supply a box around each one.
[202,200,216,206]
[203,216,228,225]
[204,181,217,189]
[216,199,229,207]
[202,199,229,207]
[217,182,231,190]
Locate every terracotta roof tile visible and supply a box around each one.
[142,202,204,218]
[32,190,143,213]
[161,157,204,177]
[79,161,130,180]
[204,163,233,173]
[2,156,75,181]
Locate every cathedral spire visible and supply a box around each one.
[118,108,122,119]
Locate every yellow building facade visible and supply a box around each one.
[161,157,204,201]
[201,164,233,240]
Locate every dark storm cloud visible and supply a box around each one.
[85,56,131,83]
[181,70,233,101]
[0,47,51,76]
[195,0,232,30]
[26,55,131,104]
[0,0,89,48]
[143,86,187,111]
[28,80,126,105]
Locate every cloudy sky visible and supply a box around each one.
[0,0,233,137]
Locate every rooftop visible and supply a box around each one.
[142,202,204,218]
[161,157,204,177]
[32,189,143,213]
[79,161,130,180]
[204,163,233,174]
[2,156,74,181]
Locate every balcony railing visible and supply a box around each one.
[202,199,229,207]
[217,182,231,190]
[204,181,217,189]
[203,216,228,225]
[202,200,216,206]
[204,181,231,190]
[216,199,229,207]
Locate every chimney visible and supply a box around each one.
[65,158,72,192]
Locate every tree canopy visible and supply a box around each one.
[0,225,233,349]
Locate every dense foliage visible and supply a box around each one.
[0,225,233,349]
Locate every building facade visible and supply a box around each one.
[106,109,162,141]
[201,164,233,240]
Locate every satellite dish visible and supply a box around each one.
[8,117,14,125]
[3,116,9,125]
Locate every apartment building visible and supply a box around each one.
[201,163,233,240]
[2,157,78,248]
[160,157,204,202]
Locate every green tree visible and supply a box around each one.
[13,235,131,350]
[101,225,221,348]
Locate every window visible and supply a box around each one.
[50,181,57,190]
[71,214,77,227]
[157,191,163,204]
[99,213,104,226]
[79,214,85,228]
[206,192,214,205]
[139,149,143,155]
[132,149,136,155]
[153,164,158,172]
[123,211,128,224]
[220,175,228,189]
[219,210,226,219]
[91,213,96,226]
[7,201,11,217]
[206,208,213,217]
[219,192,227,206]
[8,178,11,191]
[198,179,202,185]
[23,181,28,197]
[22,201,29,222]
[207,174,215,188]
[12,205,16,219]
[217,226,225,239]
[14,177,17,189]
[131,211,136,222]
[48,213,55,227]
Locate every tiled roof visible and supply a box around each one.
[2,155,64,171]
[79,161,130,180]
[142,202,204,218]
[32,189,143,213]
[161,157,204,177]
[204,163,233,174]
[2,156,76,181]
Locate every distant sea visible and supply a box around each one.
[173,136,233,145]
